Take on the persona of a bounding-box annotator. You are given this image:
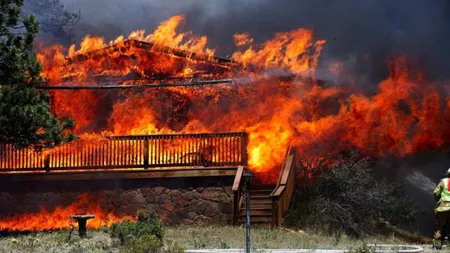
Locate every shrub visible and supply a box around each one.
[110,210,165,245]
[121,234,161,253]
[285,153,417,237]
[161,240,185,253]
[121,235,185,253]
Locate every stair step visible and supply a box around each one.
[252,195,271,198]
[250,195,272,200]
[246,199,272,204]
[239,209,272,216]
[250,189,273,194]
[252,185,276,190]
[245,199,272,204]
[243,203,272,209]
[243,201,272,208]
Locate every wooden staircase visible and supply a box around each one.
[238,185,274,224]
[232,144,297,227]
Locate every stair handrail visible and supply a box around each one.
[270,143,297,228]
[232,165,245,225]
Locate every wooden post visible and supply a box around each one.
[233,189,240,225]
[143,138,149,170]
[232,166,244,225]
[44,154,50,173]
[271,198,278,229]
[242,133,248,166]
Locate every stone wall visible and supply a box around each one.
[0,177,234,225]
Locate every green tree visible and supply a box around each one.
[0,0,75,149]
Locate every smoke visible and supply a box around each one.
[57,0,450,86]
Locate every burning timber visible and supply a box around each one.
[34,78,233,90]
[67,39,238,67]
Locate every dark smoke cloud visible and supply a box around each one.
[61,0,450,85]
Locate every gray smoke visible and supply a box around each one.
[56,0,450,86]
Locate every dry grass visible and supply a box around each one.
[0,230,120,253]
[0,225,433,253]
[165,225,413,250]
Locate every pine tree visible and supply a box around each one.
[0,0,75,149]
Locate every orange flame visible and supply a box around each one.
[33,16,450,176]
[3,15,450,231]
[0,193,131,231]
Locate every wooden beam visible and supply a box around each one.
[0,167,238,182]
[232,166,244,191]
[34,79,232,90]
[68,39,237,67]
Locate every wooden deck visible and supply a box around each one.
[0,167,238,182]
[0,132,248,179]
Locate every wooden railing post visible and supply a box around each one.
[241,133,248,167]
[233,166,244,225]
[233,188,240,225]
[44,154,50,173]
[271,198,278,229]
[143,138,149,170]
[270,144,297,229]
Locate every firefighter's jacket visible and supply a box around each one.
[434,177,450,213]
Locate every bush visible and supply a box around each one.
[122,234,161,253]
[110,210,184,253]
[285,154,417,237]
[110,210,165,245]
[121,235,185,253]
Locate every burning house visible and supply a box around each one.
[0,14,450,234]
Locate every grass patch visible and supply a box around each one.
[164,225,412,250]
[0,225,432,252]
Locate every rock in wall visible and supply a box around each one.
[0,176,234,226]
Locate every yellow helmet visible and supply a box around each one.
[447,168,450,176]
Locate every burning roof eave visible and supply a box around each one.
[66,39,240,69]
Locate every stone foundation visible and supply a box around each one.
[0,177,234,225]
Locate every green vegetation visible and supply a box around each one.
[110,210,165,245]
[0,225,429,253]
[109,209,184,253]
[286,153,418,238]
[0,0,74,149]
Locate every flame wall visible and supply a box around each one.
[34,15,450,184]
[0,177,235,231]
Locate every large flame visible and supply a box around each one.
[35,14,450,174]
[2,14,450,231]
[0,193,130,231]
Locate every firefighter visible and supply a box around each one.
[433,168,450,249]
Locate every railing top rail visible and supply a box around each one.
[271,154,295,197]
[107,132,247,139]
[271,143,296,197]
[273,142,293,190]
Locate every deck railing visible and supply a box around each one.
[0,132,247,172]
[270,144,297,228]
